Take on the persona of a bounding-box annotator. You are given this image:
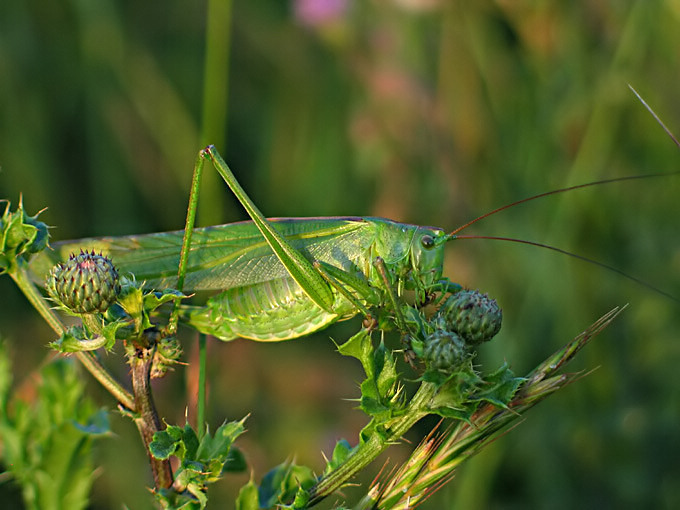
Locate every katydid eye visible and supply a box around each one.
[420,234,435,249]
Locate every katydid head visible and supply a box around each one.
[406,226,449,290]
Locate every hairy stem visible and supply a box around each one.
[130,334,173,490]
[10,265,136,410]
[197,333,207,439]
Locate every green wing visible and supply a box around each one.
[29,218,376,292]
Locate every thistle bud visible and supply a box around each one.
[422,330,468,372]
[151,337,183,379]
[436,290,502,346]
[47,251,121,314]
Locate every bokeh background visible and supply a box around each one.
[2,1,680,508]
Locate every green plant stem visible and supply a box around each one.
[307,381,439,506]
[198,0,233,226]
[130,339,173,490]
[197,333,207,439]
[10,264,135,411]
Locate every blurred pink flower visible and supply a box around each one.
[294,0,349,27]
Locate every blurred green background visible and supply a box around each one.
[2,0,680,508]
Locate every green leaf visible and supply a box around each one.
[327,439,353,472]
[235,479,259,510]
[150,424,185,460]
[116,285,146,326]
[428,364,483,413]
[0,201,50,264]
[154,487,202,510]
[50,325,112,353]
[144,289,187,312]
[181,424,201,461]
[222,446,247,473]
[185,479,208,508]
[49,320,126,353]
[259,461,316,508]
[359,394,391,418]
[195,418,246,463]
[339,329,401,419]
[322,439,355,478]
[72,408,110,435]
[337,329,374,376]
[373,341,397,398]
[100,320,127,347]
[23,210,50,254]
[292,485,311,508]
[470,364,525,408]
[151,420,247,509]
[3,207,34,251]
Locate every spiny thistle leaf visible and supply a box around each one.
[0,199,50,274]
[338,330,401,418]
[152,419,247,510]
[324,439,354,474]
[257,461,316,509]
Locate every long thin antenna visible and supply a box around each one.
[450,85,680,239]
[628,84,680,149]
[448,173,678,237]
[455,235,680,303]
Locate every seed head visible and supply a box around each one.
[422,330,468,372]
[47,251,121,314]
[436,290,502,345]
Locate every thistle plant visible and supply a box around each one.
[357,309,620,509]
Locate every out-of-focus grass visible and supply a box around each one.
[1,1,679,508]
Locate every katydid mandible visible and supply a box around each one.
[29,146,462,341]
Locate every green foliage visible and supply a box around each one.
[235,479,259,510]
[338,330,400,421]
[0,200,49,275]
[49,323,121,353]
[151,419,247,509]
[257,461,315,509]
[46,275,186,356]
[324,439,353,474]
[114,280,187,335]
[0,340,109,510]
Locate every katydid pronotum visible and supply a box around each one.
[28,144,679,343]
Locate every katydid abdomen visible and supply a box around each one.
[29,216,450,341]
[185,276,357,341]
